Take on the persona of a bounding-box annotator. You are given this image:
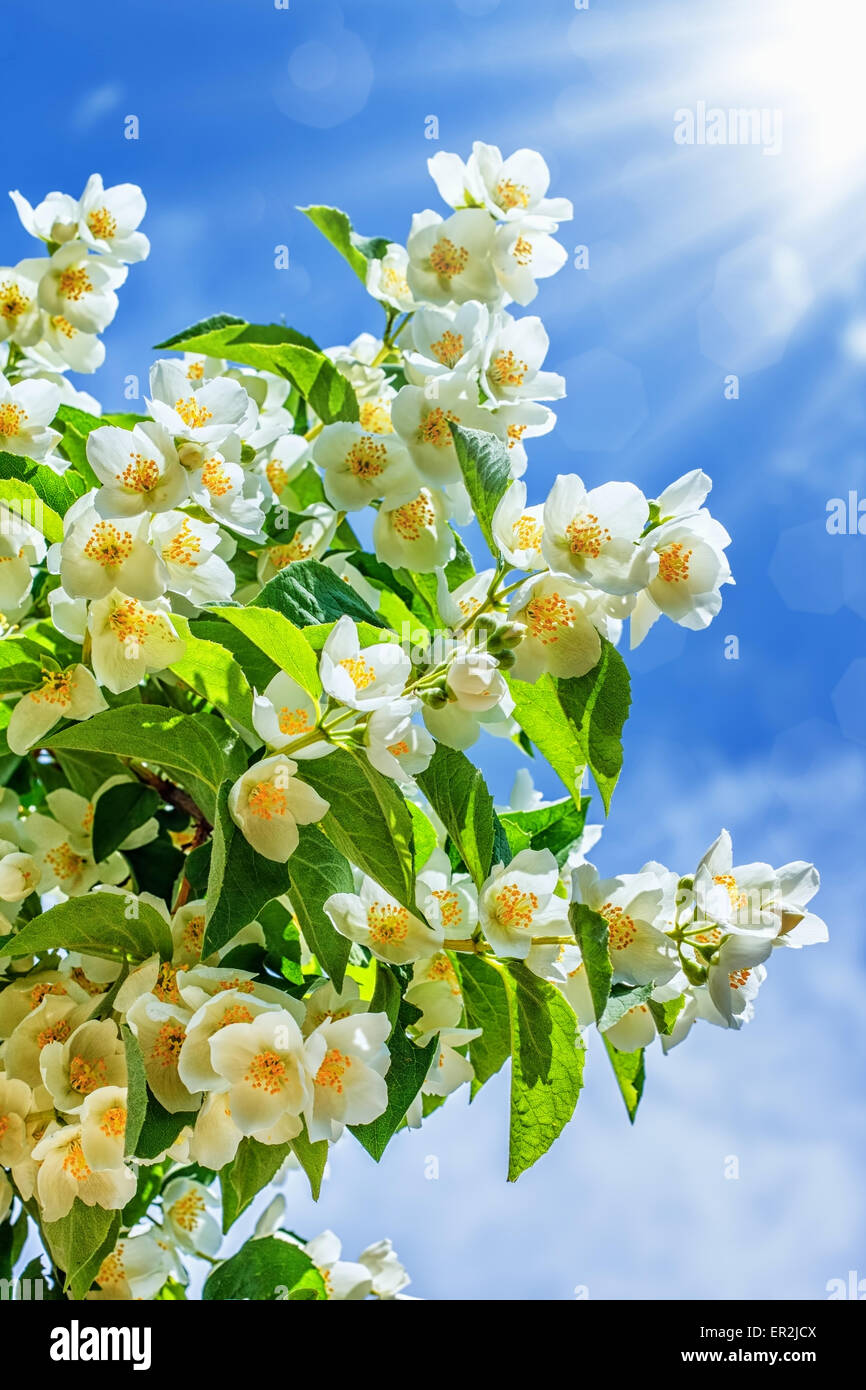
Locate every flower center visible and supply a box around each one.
[367,901,409,945]
[514,514,543,550]
[0,281,29,320]
[51,314,76,339]
[45,842,87,881]
[87,207,118,239]
[566,513,611,560]
[99,1104,127,1138]
[151,1021,186,1067]
[201,456,232,496]
[69,1054,109,1095]
[245,1050,287,1094]
[170,1191,206,1232]
[391,491,436,541]
[657,542,693,583]
[346,436,387,480]
[496,178,531,210]
[429,237,469,279]
[489,349,528,388]
[83,520,134,568]
[512,236,533,266]
[431,889,462,929]
[418,406,458,447]
[58,265,93,301]
[62,1140,92,1182]
[495,883,538,930]
[524,591,573,643]
[278,706,313,736]
[315,1047,352,1093]
[120,452,160,493]
[0,403,27,437]
[108,597,154,646]
[34,670,72,705]
[729,968,751,990]
[359,400,393,434]
[600,903,638,951]
[163,519,201,567]
[247,782,288,819]
[430,330,465,367]
[174,396,213,429]
[36,1020,71,1049]
[339,655,377,690]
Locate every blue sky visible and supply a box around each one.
[8,0,866,1299]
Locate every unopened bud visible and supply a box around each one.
[420,686,450,710]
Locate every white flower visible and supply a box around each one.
[313,422,418,511]
[0,374,61,459]
[34,311,105,373]
[303,1231,373,1300]
[78,174,149,263]
[325,875,443,964]
[406,209,499,306]
[177,989,289,1093]
[542,474,652,595]
[422,1026,481,1097]
[304,1011,390,1142]
[259,433,309,501]
[319,616,411,711]
[366,243,417,312]
[88,590,185,693]
[59,502,166,601]
[479,849,569,958]
[147,359,250,447]
[17,812,125,896]
[150,511,236,606]
[94,1233,173,1300]
[492,482,545,570]
[79,1085,129,1170]
[162,1177,222,1256]
[358,1239,412,1299]
[373,486,456,573]
[7,664,108,755]
[86,421,187,516]
[365,698,435,783]
[9,188,80,244]
[252,672,330,758]
[429,142,573,225]
[489,399,556,479]
[47,584,87,642]
[415,849,478,939]
[706,934,771,1029]
[492,219,568,306]
[481,313,565,403]
[207,1007,314,1136]
[228,754,330,862]
[32,1123,136,1223]
[447,647,510,713]
[601,999,659,1052]
[0,1076,32,1164]
[38,241,127,333]
[572,863,680,987]
[189,447,266,538]
[0,260,45,345]
[403,302,490,385]
[0,849,39,901]
[506,573,602,682]
[631,509,733,648]
[125,994,201,1114]
[405,952,465,1042]
[301,978,368,1035]
[391,378,490,485]
[39,1017,126,1114]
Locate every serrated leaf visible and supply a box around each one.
[203,780,290,956]
[499,796,590,865]
[603,1038,646,1123]
[251,557,385,632]
[449,424,512,554]
[350,1009,436,1161]
[0,891,172,963]
[568,901,612,1025]
[91,781,161,863]
[136,1094,198,1161]
[503,962,585,1181]
[648,993,686,1036]
[459,954,512,1098]
[289,1124,329,1202]
[154,317,358,424]
[203,1235,325,1301]
[210,603,321,696]
[299,747,415,911]
[285,824,353,988]
[43,1202,121,1300]
[122,1025,147,1157]
[417,743,509,888]
[220,1138,292,1232]
[169,615,255,728]
[48,705,245,822]
[299,204,390,282]
[597,981,653,1032]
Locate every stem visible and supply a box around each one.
[127,763,212,836]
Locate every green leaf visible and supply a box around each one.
[203,780,290,956]
[568,901,612,1025]
[169,615,255,727]
[350,1011,436,1161]
[189,619,279,693]
[598,982,653,1032]
[0,891,172,963]
[220,1138,292,1232]
[54,404,113,488]
[251,557,385,632]
[43,1202,121,1299]
[154,317,358,425]
[509,639,631,813]
[48,705,246,822]
[649,993,686,1036]
[503,962,585,1181]
[136,1094,198,1161]
[210,604,321,696]
[203,1235,325,1301]
[289,1124,329,1201]
[499,796,590,866]
[122,1025,147,1157]
[299,204,390,283]
[91,781,161,863]
[603,1038,646,1122]
[299,747,416,911]
[459,954,512,1098]
[285,824,353,988]
[449,424,512,554]
[417,743,508,888]
[0,453,77,542]
[0,635,45,695]
[408,801,439,872]
[53,748,128,798]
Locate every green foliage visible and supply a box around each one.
[459,954,512,1097]
[449,425,512,554]
[220,1138,293,1232]
[204,780,291,955]
[299,204,390,282]
[43,1202,121,1300]
[203,1235,326,1301]
[569,901,612,1024]
[604,1038,646,1122]
[286,824,353,988]
[91,781,161,862]
[417,743,510,889]
[0,891,172,963]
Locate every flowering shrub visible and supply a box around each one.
[0,146,826,1301]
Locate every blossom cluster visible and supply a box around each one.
[0,145,826,1300]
